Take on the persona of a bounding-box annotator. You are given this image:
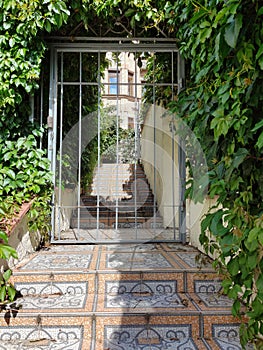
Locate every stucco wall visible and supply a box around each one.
[141,105,179,228]
[141,104,216,251]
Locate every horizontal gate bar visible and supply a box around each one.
[49,42,179,53]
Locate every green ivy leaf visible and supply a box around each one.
[251,119,263,132]
[0,231,8,243]
[247,227,261,243]
[3,269,12,282]
[256,131,263,149]
[232,148,248,167]
[232,299,241,317]
[5,169,16,180]
[224,14,242,49]
[0,286,6,302]
[7,285,16,301]
[0,244,18,260]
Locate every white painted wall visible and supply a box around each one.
[141,104,215,251]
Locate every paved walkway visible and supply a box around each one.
[0,242,248,349]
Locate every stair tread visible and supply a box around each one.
[4,243,248,349]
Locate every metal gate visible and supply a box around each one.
[48,38,185,244]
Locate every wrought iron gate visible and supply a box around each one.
[48,38,185,244]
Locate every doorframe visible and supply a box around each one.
[47,38,186,244]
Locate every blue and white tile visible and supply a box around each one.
[13,282,88,310]
[19,254,92,271]
[104,280,184,309]
[0,326,83,350]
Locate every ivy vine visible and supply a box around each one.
[165,0,263,347]
[1,0,263,346]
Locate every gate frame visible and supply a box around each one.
[47,37,186,244]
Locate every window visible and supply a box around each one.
[128,72,134,96]
[108,71,119,94]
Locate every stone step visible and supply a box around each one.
[70,217,163,229]
[3,243,248,349]
[0,313,245,350]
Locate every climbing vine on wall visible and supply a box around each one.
[165,0,263,347]
[1,0,263,346]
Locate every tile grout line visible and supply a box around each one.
[91,245,102,350]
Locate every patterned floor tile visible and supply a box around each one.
[0,316,92,349]
[190,279,233,312]
[11,281,93,313]
[4,242,248,349]
[0,325,84,349]
[99,251,180,271]
[186,271,223,293]
[42,244,96,252]
[17,253,96,272]
[104,324,199,349]
[96,279,196,313]
[203,315,247,342]
[95,315,206,350]
[212,324,254,350]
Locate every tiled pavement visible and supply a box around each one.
[0,243,250,349]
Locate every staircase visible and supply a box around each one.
[0,243,248,349]
[71,163,163,230]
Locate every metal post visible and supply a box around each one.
[48,48,58,241]
[171,51,176,240]
[177,53,186,243]
[134,52,138,239]
[115,54,120,232]
[77,52,82,241]
[58,52,64,241]
[97,52,102,238]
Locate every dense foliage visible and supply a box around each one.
[1,0,262,346]
[165,0,263,347]
[0,0,70,301]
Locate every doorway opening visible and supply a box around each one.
[47,38,186,244]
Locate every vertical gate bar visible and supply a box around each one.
[115,53,120,232]
[171,51,176,240]
[153,52,157,234]
[96,51,102,239]
[77,52,82,240]
[48,47,55,241]
[57,52,64,241]
[134,52,138,239]
[52,49,58,241]
[40,72,44,150]
[177,53,186,243]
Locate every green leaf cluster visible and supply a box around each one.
[1,0,263,345]
[0,0,69,139]
[165,0,263,346]
[0,269,17,303]
[0,130,53,240]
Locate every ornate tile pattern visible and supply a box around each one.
[0,326,83,349]
[105,280,184,309]
[213,325,254,350]
[19,254,93,271]
[175,252,213,269]
[104,324,199,349]
[194,280,233,308]
[104,252,175,270]
[13,282,88,310]
[5,243,247,350]
[43,245,95,252]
